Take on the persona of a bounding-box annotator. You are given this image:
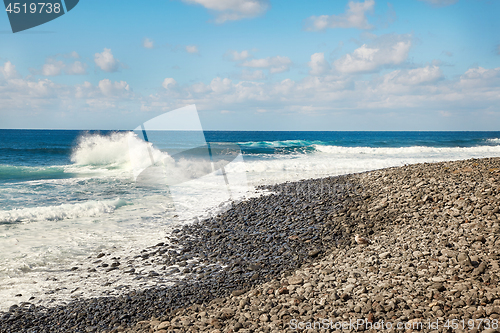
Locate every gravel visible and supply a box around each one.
[2,157,500,333]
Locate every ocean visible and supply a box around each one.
[1,129,500,310]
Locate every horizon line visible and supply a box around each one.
[1,129,500,132]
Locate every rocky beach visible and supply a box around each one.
[2,157,500,333]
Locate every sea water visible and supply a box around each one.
[1,130,500,310]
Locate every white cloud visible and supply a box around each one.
[74,79,132,99]
[65,61,88,75]
[400,66,443,85]
[334,35,412,73]
[210,77,233,93]
[3,57,500,130]
[94,48,122,73]
[458,67,500,88]
[461,67,500,80]
[0,61,136,116]
[30,53,88,76]
[384,66,443,86]
[191,82,212,94]
[68,51,80,59]
[39,59,87,76]
[73,80,134,110]
[98,79,130,97]
[227,50,252,61]
[186,45,199,54]
[239,69,266,80]
[0,73,66,112]
[74,81,93,99]
[305,0,374,31]
[418,0,458,7]
[242,56,292,73]
[181,0,269,23]
[139,61,500,123]
[162,78,177,89]
[74,80,133,101]
[1,61,20,79]
[4,79,60,98]
[308,53,331,76]
[143,38,154,49]
[42,61,65,76]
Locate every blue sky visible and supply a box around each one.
[1,0,499,130]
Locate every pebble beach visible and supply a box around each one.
[2,157,500,333]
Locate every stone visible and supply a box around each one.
[431,277,445,282]
[232,290,246,297]
[288,276,304,285]
[457,253,471,265]
[157,321,170,330]
[473,262,487,276]
[379,252,391,259]
[308,249,321,257]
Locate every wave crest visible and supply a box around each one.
[238,139,318,148]
[70,131,174,183]
[71,132,133,166]
[0,199,127,224]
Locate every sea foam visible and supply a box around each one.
[0,198,127,223]
[71,131,168,169]
[313,144,500,156]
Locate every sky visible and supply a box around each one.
[0,0,500,130]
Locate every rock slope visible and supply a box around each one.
[2,158,500,333]
[126,158,500,333]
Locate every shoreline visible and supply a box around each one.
[2,157,500,332]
